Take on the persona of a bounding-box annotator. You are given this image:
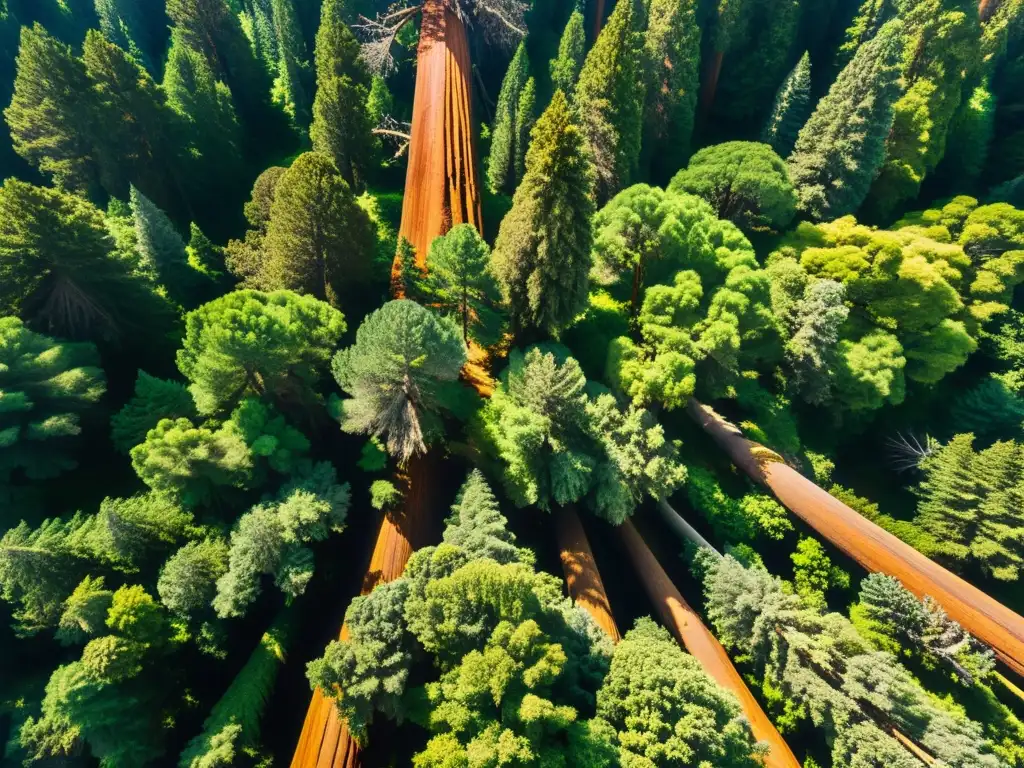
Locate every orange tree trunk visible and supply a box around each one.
[618,519,801,768]
[556,506,622,641]
[591,0,605,40]
[687,398,1024,679]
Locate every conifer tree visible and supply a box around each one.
[224,166,288,288]
[163,30,244,209]
[761,51,811,158]
[84,31,185,213]
[787,20,905,220]
[94,0,155,74]
[332,300,467,462]
[420,224,504,346]
[549,9,585,98]
[0,318,106,501]
[111,371,199,455]
[394,236,424,300]
[574,0,643,201]
[270,0,312,130]
[492,91,595,336]
[309,0,372,188]
[442,470,534,566]
[0,179,176,343]
[641,0,700,180]
[131,185,210,306]
[56,575,114,646]
[185,223,227,286]
[261,151,376,305]
[513,76,536,184]
[487,42,530,195]
[5,24,99,194]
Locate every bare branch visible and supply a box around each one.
[355,3,421,76]
[373,128,412,140]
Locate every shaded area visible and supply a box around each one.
[688,398,1024,680]
[556,505,621,641]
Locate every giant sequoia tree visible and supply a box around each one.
[492,91,595,337]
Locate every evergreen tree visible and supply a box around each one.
[573,0,643,202]
[111,371,199,454]
[761,51,811,158]
[185,222,227,287]
[56,575,114,646]
[131,185,210,306]
[789,535,850,609]
[332,300,467,462]
[0,179,176,343]
[83,31,183,211]
[782,278,849,405]
[94,0,156,74]
[224,166,287,288]
[5,24,99,194]
[309,2,372,187]
[513,76,536,184]
[270,0,311,130]
[261,151,376,306]
[597,617,765,766]
[549,9,585,98]
[157,538,228,617]
[492,91,595,336]
[420,224,505,346]
[163,30,244,212]
[442,470,534,566]
[0,318,105,503]
[787,20,905,220]
[487,41,530,195]
[176,289,346,415]
[667,141,797,233]
[641,0,700,180]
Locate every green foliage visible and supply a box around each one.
[442,470,534,566]
[492,91,594,336]
[514,77,536,185]
[177,289,346,415]
[0,318,105,493]
[369,479,401,510]
[857,573,995,685]
[698,553,1004,768]
[685,467,792,543]
[179,610,293,767]
[213,462,350,617]
[357,437,388,472]
[158,538,229,617]
[641,0,700,178]
[227,396,311,477]
[915,433,1024,581]
[420,224,505,346]
[949,375,1024,441]
[787,20,905,220]
[270,0,312,131]
[761,51,811,158]
[597,617,766,766]
[111,371,198,455]
[56,575,113,646]
[224,166,288,289]
[0,179,176,343]
[310,0,372,188]
[261,151,376,306]
[83,493,193,573]
[331,300,467,463]
[789,536,850,610]
[488,42,530,195]
[573,0,643,202]
[95,0,154,73]
[668,141,796,234]
[549,10,585,98]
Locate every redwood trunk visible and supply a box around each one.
[978,0,999,21]
[687,398,1024,678]
[556,506,621,641]
[591,0,605,40]
[618,520,801,768]
[700,50,725,116]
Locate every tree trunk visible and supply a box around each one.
[686,397,1024,678]
[591,0,605,40]
[700,50,725,117]
[556,506,621,641]
[978,0,1000,22]
[657,497,720,555]
[617,519,801,768]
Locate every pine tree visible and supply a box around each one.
[0,318,106,501]
[761,51,811,157]
[224,166,288,288]
[131,185,209,306]
[420,224,505,346]
[163,29,244,210]
[270,0,312,130]
[574,0,643,202]
[158,538,229,617]
[394,236,423,300]
[310,1,372,188]
[641,0,700,181]
[513,77,536,184]
[84,31,184,213]
[5,24,99,194]
[549,9,585,99]
[111,371,199,454]
[94,0,156,74]
[787,20,905,220]
[56,575,114,646]
[0,179,176,343]
[442,470,534,565]
[492,91,595,336]
[261,151,376,306]
[487,42,529,195]
[332,300,467,462]
[186,223,227,286]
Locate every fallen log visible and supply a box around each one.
[686,397,1024,679]
[556,505,621,641]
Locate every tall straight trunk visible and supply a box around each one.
[686,397,1024,678]
[618,519,801,768]
[556,505,621,641]
[700,50,724,116]
[657,497,720,555]
[591,0,606,40]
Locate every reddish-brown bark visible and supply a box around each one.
[687,398,1024,679]
[700,50,724,116]
[591,0,606,40]
[618,519,801,768]
[978,0,999,21]
[556,506,622,641]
